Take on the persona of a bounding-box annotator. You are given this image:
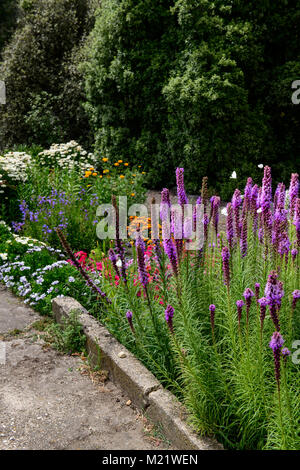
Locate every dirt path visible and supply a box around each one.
[0,286,171,450]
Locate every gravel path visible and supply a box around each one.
[0,285,171,450]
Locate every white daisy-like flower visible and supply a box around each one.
[258,164,264,169]
[230,171,237,179]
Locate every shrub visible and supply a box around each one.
[0,0,96,150]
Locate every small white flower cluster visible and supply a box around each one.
[0,152,32,189]
[37,141,97,171]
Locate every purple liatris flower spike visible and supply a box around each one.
[292,290,300,311]
[165,304,174,334]
[289,173,299,218]
[236,300,244,328]
[163,238,178,276]
[269,331,285,390]
[261,166,272,212]
[193,197,202,231]
[203,213,209,241]
[232,189,242,238]
[240,216,248,257]
[294,198,300,247]
[291,248,298,262]
[243,288,254,324]
[211,196,220,235]
[255,283,260,301]
[176,168,188,207]
[264,271,284,331]
[126,310,135,333]
[258,297,268,329]
[222,247,230,287]
[226,203,234,250]
[209,304,216,333]
[160,188,171,222]
[242,177,253,216]
[136,236,148,289]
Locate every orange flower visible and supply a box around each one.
[124,163,129,166]
[114,163,119,167]
[120,175,125,179]
[102,157,108,162]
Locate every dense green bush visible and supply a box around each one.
[0,0,97,150]
[84,0,300,199]
[0,0,18,60]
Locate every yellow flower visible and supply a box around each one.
[132,174,136,177]
[102,158,108,162]
[131,193,135,197]
[114,162,119,166]
[124,163,129,166]
[118,159,123,163]
[84,171,92,177]
[87,184,91,187]
[103,169,109,174]
[99,175,103,178]
[90,167,94,171]
[120,175,125,179]
[92,172,97,176]
[142,172,146,175]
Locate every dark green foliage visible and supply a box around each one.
[0,0,18,60]
[0,0,96,150]
[84,0,300,199]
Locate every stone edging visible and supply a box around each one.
[52,296,223,450]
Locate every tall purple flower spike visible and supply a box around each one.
[136,236,148,289]
[176,168,188,207]
[269,331,285,390]
[163,238,178,276]
[289,173,299,219]
[165,304,175,334]
[221,246,230,287]
[264,271,284,331]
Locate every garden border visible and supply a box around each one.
[52,296,223,450]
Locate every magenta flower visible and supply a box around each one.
[258,297,268,329]
[289,173,299,218]
[165,304,175,334]
[292,290,300,311]
[176,168,188,207]
[160,188,171,222]
[243,288,254,324]
[240,216,248,257]
[163,238,178,276]
[226,203,234,250]
[126,310,135,333]
[269,331,285,390]
[209,304,216,333]
[221,246,230,287]
[264,271,284,331]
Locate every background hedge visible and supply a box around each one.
[1,0,300,199]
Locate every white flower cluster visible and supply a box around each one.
[0,152,32,189]
[37,141,97,171]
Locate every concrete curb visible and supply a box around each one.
[52,296,223,450]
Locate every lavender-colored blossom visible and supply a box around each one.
[243,288,254,324]
[258,297,268,329]
[226,203,234,250]
[160,188,171,222]
[209,304,216,333]
[211,196,220,235]
[240,216,248,257]
[294,198,300,247]
[269,331,285,390]
[232,189,242,238]
[289,173,299,218]
[221,246,230,287]
[291,248,298,262]
[264,271,284,331]
[292,290,300,311]
[126,310,135,333]
[165,304,175,334]
[255,283,260,301]
[163,238,178,276]
[176,168,188,207]
[203,213,209,241]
